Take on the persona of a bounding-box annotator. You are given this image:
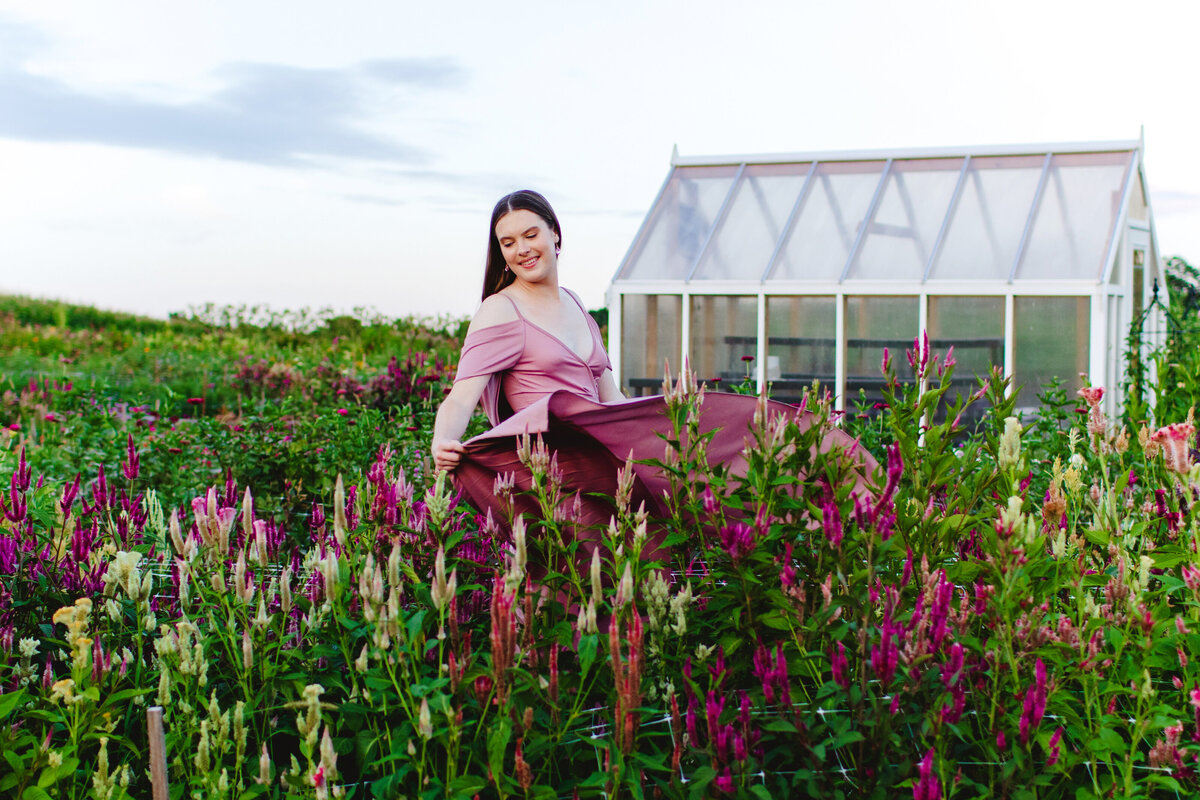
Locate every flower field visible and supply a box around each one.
[2,293,1200,799]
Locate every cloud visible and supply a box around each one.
[0,17,463,168]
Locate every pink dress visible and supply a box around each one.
[451,290,877,549]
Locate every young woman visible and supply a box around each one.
[432,190,875,561]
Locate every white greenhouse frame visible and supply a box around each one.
[607,138,1168,419]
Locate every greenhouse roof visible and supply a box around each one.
[614,141,1144,286]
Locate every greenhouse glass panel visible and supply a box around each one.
[765,296,836,402]
[1013,296,1089,408]
[770,161,887,281]
[692,164,811,280]
[1015,152,1133,281]
[926,296,1002,422]
[621,294,681,396]
[847,158,963,281]
[929,155,1046,280]
[845,296,917,408]
[689,295,758,386]
[618,166,740,281]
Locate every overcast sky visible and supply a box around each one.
[2,0,1199,321]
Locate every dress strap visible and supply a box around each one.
[562,288,588,316]
[496,292,525,319]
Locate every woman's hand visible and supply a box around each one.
[432,438,467,472]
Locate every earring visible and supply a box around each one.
[504,264,511,273]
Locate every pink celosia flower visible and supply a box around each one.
[1078,386,1104,407]
[335,408,348,416]
[1150,422,1195,475]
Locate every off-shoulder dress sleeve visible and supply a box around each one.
[453,320,525,427]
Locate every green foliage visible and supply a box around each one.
[2,298,1200,799]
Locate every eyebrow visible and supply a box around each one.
[501,227,539,241]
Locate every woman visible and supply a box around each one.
[432,190,875,565]
[432,190,621,472]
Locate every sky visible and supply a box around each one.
[2,0,1199,321]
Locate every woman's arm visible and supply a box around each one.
[431,375,489,471]
[597,368,626,403]
[431,296,519,471]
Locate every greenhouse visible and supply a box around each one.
[608,139,1167,415]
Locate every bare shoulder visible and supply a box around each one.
[467,293,520,334]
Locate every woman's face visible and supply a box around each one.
[495,209,559,284]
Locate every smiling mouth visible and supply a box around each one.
[519,256,538,268]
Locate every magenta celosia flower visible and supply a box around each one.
[912,749,940,800]
[830,641,850,689]
[715,767,734,793]
[1047,726,1063,766]
[822,499,843,549]
[719,522,756,563]
[941,642,964,689]
[13,449,30,492]
[940,684,966,725]
[870,616,900,685]
[1019,658,1047,746]
[121,434,139,481]
[335,408,348,416]
[778,542,797,589]
[705,690,726,749]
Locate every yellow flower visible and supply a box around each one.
[50,678,76,705]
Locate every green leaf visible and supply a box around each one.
[0,689,26,719]
[446,776,487,798]
[22,788,53,800]
[487,718,511,785]
[762,719,798,733]
[578,634,599,675]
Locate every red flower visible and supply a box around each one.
[186,397,204,405]
[335,408,349,416]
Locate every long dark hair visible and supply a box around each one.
[481,190,562,301]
